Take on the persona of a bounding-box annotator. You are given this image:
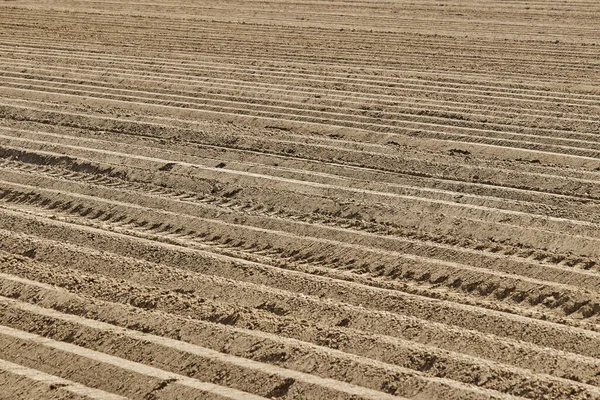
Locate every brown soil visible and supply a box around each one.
[0,0,599,399]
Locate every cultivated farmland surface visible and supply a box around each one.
[0,1,600,399]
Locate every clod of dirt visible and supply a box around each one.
[265,378,295,398]
[158,163,177,171]
[448,149,471,156]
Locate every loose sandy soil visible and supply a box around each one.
[0,0,599,399]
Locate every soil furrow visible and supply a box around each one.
[1,2,598,397]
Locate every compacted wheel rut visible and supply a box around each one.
[0,0,599,399]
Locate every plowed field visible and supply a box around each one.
[1,1,600,399]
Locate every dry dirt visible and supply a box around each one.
[0,0,600,399]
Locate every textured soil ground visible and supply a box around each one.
[0,0,600,399]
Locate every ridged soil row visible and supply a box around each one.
[0,1,599,399]
[3,106,600,266]
[2,101,599,199]
[0,260,520,400]
[4,1,597,15]
[1,164,600,330]
[0,230,598,387]
[1,70,598,147]
[1,16,598,80]
[0,325,271,400]
[1,240,600,399]
[1,117,598,210]
[2,59,598,136]
[1,215,600,398]
[0,42,594,93]
[3,39,599,94]
[2,3,599,44]
[2,122,598,219]
[3,201,600,365]
[0,64,596,145]
[0,154,596,276]
[1,23,598,66]
[1,148,597,282]
[0,358,128,400]
[3,82,597,160]
[2,64,598,135]
[1,62,596,123]
[0,27,596,80]
[3,124,600,261]
[3,89,600,176]
[7,0,598,17]
[5,125,600,237]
